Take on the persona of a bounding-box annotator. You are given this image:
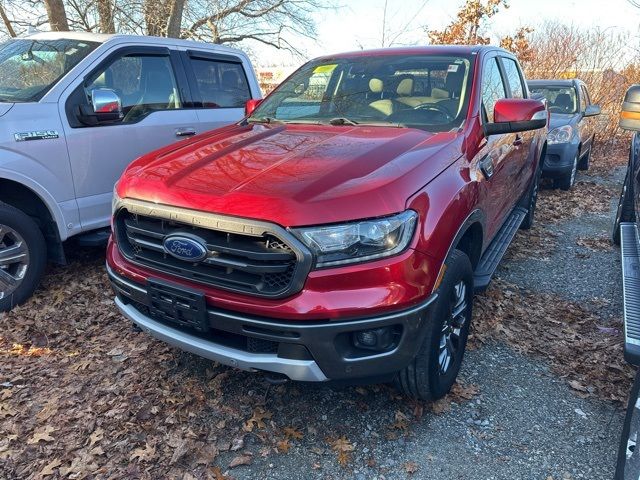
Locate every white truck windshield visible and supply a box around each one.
[0,39,99,102]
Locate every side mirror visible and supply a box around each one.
[621,85,640,131]
[91,88,122,117]
[484,98,547,136]
[77,88,123,126]
[584,104,601,117]
[245,99,263,117]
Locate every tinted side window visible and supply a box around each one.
[481,58,506,122]
[86,54,181,123]
[191,58,251,108]
[501,58,525,99]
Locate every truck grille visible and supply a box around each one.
[114,206,311,299]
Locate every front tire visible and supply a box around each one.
[554,152,579,191]
[0,203,46,312]
[395,249,473,401]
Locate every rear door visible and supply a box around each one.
[180,50,253,133]
[60,46,200,231]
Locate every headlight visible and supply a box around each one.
[292,210,418,267]
[547,125,573,144]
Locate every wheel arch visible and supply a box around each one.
[440,209,486,274]
[0,178,65,263]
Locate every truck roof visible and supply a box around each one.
[315,45,512,61]
[24,31,247,57]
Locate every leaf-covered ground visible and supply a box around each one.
[0,142,632,479]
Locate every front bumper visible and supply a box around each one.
[541,142,580,178]
[108,265,438,382]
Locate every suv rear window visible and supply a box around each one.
[0,39,99,102]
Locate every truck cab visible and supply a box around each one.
[0,32,261,311]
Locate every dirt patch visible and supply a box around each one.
[537,180,617,223]
[505,223,560,261]
[471,280,633,405]
[588,139,630,177]
[576,236,614,251]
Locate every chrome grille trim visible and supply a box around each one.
[114,198,313,299]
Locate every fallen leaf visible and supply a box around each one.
[228,454,252,468]
[27,426,56,444]
[404,461,419,474]
[39,458,62,477]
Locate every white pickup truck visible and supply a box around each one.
[0,31,261,311]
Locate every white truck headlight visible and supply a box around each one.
[292,210,418,267]
[547,125,573,144]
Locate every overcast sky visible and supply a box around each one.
[251,0,640,66]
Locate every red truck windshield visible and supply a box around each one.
[0,39,99,102]
[251,54,474,132]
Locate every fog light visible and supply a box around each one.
[353,326,396,351]
[356,330,378,347]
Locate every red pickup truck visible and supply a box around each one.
[107,46,547,400]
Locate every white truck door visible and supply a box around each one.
[60,46,200,232]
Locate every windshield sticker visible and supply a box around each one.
[448,64,459,73]
[313,64,337,74]
[65,48,78,55]
[14,130,59,142]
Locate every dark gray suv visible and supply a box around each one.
[528,79,601,190]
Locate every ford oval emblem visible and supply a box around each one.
[163,234,208,262]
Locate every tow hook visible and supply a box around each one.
[264,373,289,385]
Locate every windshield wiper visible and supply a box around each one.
[328,117,359,126]
[247,116,284,124]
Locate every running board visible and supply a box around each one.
[620,223,640,365]
[473,207,527,292]
[76,228,111,247]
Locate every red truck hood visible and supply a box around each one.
[118,123,462,226]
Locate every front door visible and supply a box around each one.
[60,47,199,231]
[476,56,522,240]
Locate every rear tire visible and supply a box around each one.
[394,249,473,401]
[0,203,46,312]
[554,152,578,191]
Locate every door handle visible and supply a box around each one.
[513,135,523,147]
[175,128,197,137]
[479,154,495,179]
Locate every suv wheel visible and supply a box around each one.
[554,152,579,191]
[613,164,635,246]
[395,249,473,401]
[0,203,46,312]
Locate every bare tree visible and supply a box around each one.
[97,0,115,33]
[44,0,70,31]
[0,3,16,37]
[182,0,330,54]
[167,0,186,37]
